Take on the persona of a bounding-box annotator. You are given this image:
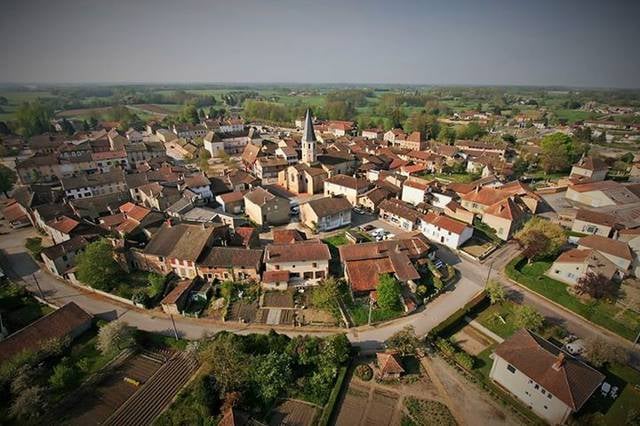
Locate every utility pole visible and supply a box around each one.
[32,273,45,300]
[367,295,373,326]
[484,261,494,287]
[169,314,179,339]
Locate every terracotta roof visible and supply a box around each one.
[92,150,127,161]
[41,236,90,261]
[484,197,526,221]
[361,187,392,206]
[403,178,431,191]
[218,191,246,204]
[272,229,306,244]
[339,236,431,262]
[144,222,214,261]
[446,182,476,195]
[325,174,370,191]
[262,270,290,283]
[575,156,608,172]
[554,249,618,280]
[119,202,150,222]
[578,235,633,261]
[1,201,28,223]
[244,187,278,206]
[0,302,92,364]
[184,173,210,188]
[574,209,618,227]
[422,212,470,235]
[401,163,428,175]
[619,227,640,236]
[379,198,421,222]
[494,329,604,410]
[461,186,509,206]
[555,248,592,263]
[161,279,195,305]
[568,180,622,193]
[234,226,258,247]
[377,352,405,375]
[199,247,263,269]
[47,215,80,234]
[305,196,351,217]
[265,241,331,263]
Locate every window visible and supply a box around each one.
[541,389,546,395]
[507,364,516,374]
[275,265,280,270]
[534,384,539,390]
[544,405,548,410]
[312,262,317,268]
[315,271,325,279]
[304,271,314,279]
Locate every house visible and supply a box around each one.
[339,236,431,294]
[618,228,640,277]
[419,212,473,249]
[357,187,393,212]
[490,329,604,425]
[1,200,31,228]
[361,128,383,140]
[443,201,475,225]
[40,236,91,278]
[279,163,328,195]
[0,302,92,365]
[327,120,355,137]
[378,198,421,231]
[45,215,82,244]
[61,169,127,200]
[262,270,291,291]
[481,197,527,241]
[401,178,431,206]
[460,186,509,215]
[570,209,618,237]
[160,278,199,315]
[577,235,633,271]
[376,352,405,380]
[243,187,290,226]
[263,240,331,286]
[232,226,261,249]
[137,182,182,211]
[570,156,609,182]
[197,247,263,282]
[216,191,245,214]
[300,196,352,232]
[565,180,639,208]
[139,221,219,278]
[272,229,306,244]
[180,174,213,203]
[547,248,619,286]
[392,131,427,151]
[324,174,370,205]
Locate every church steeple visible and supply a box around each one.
[301,109,317,165]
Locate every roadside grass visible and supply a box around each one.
[349,301,403,326]
[505,257,640,341]
[474,302,520,338]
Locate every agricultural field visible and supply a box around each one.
[0,90,56,121]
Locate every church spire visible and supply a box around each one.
[301,108,317,165]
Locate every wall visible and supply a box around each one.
[265,260,329,285]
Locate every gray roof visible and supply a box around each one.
[302,109,317,143]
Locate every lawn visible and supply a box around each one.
[349,301,403,326]
[420,172,478,183]
[553,109,596,124]
[505,257,640,341]
[0,282,54,332]
[475,302,521,339]
[323,233,349,277]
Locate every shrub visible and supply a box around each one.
[454,351,474,370]
[97,320,135,355]
[25,237,43,258]
[49,362,79,390]
[435,338,455,356]
[355,364,373,381]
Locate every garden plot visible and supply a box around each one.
[451,323,495,356]
[364,390,399,426]
[335,384,370,426]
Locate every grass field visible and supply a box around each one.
[0,90,56,121]
[505,257,640,341]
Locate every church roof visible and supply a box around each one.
[302,109,317,143]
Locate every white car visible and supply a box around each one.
[564,339,585,355]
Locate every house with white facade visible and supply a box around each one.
[490,329,604,425]
[300,196,352,232]
[419,212,473,249]
[401,179,429,206]
[324,174,371,205]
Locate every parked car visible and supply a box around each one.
[564,339,585,355]
[361,224,375,232]
[353,206,365,215]
[290,206,300,215]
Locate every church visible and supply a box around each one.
[278,109,357,195]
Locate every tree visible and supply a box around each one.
[539,132,580,173]
[147,273,166,299]
[385,326,421,356]
[49,362,79,390]
[485,280,506,305]
[75,238,123,290]
[0,96,8,105]
[404,111,440,139]
[15,101,52,137]
[320,333,351,366]
[454,351,474,370]
[199,333,250,397]
[252,352,292,403]
[97,320,135,355]
[583,337,629,368]
[515,217,566,260]
[25,237,43,258]
[520,230,550,263]
[376,274,402,311]
[311,277,344,314]
[575,272,619,301]
[9,385,48,422]
[0,121,10,135]
[513,305,544,331]
[60,118,75,135]
[181,104,200,124]
[0,164,17,196]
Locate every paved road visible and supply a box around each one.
[0,225,483,351]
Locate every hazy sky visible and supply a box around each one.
[2,0,639,87]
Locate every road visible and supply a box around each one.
[2,219,638,363]
[0,224,483,352]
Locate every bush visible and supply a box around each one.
[355,364,373,381]
[97,320,135,355]
[49,362,79,390]
[435,338,455,356]
[25,237,43,258]
[454,351,474,370]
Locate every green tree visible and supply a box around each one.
[0,164,17,196]
[437,126,456,144]
[147,273,166,299]
[9,385,48,422]
[15,101,52,137]
[0,96,8,105]
[513,305,544,331]
[320,333,351,366]
[376,274,402,311]
[385,326,421,356]
[404,111,440,139]
[454,351,474,369]
[49,362,79,390]
[252,352,292,403]
[199,333,250,397]
[60,118,75,135]
[539,132,578,173]
[515,217,566,260]
[97,320,135,355]
[25,237,43,258]
[311,277,345,315]
[75,238,123,290]
[485,280,506,305]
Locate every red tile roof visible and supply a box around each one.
[47,215,80,234]
[578,235,633,261]
[262,270,290,283]
[265,241,331,263]
[422,212,469,235]
[377,351,405,375]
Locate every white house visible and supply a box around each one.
[324,174,370,206]
[419,212,473,249]
[490,329,604,425]
[401,179,429,206]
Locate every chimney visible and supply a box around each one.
[552,353,565,371]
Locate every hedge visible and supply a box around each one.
[428,290,487,338]
[317,364,349,426]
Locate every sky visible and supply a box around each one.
[1,0,639,88]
